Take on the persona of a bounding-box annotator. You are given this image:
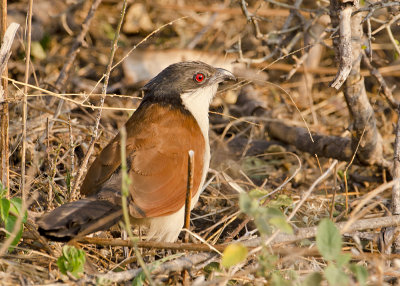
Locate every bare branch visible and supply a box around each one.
[330,6,352,89]
[0,22,18,194]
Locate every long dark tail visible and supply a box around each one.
[37,198,123,241]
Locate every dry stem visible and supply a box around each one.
[21,0,33,203]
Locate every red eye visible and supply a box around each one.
[194,73,205,83]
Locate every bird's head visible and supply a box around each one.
[142,61,236,106]
[141,61,236,135]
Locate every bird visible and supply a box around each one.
[37,61,236,242]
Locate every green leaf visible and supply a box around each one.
[300,272,322,286]
[336,170,347,180]
[269,216,293,234]
[0,181,7,198]
[316,219,342,261]
[9,198,27,223]
[4,215,24,250]
[2,198,27,250]
[248,188,269,199]
[9,198,21,212]
[102,22,116,41]
[221,243,248,268]
[271,272,291,286]
[324,263,349,286]
[132,270,146,286]
[239,193,259,215]
[265,207,292,234]
[203,262,220,274]
[254,215,273,235]
[57,245,86,278]
[349,264,368,286]
[0,198,10,222]
[268,194,293,208]
[336,253,351,267]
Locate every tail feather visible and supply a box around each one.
[37,198,122,241]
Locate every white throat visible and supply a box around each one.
[180,84,218,139]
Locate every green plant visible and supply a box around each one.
[57,245,86,279]
[316,219,368,286]
[0,181,27,251]
[271,219,368,286]
[238,193,368,286]
[240,192,293,236]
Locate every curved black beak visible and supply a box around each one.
[214,68,236,83]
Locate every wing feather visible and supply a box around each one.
[80,103,205,218]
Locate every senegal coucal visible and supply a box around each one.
[37,61,236,242]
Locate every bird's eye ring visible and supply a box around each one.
[194,73,205,83]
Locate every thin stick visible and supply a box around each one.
[183,150,195,284]
[184,150,195,242]
[46,117,52,208]
[27,213,398,252]
[329,163,338,219]
[0,1,11,194]
[392,108,400,215]
[21,0,33,203]
[68,115,75,200]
